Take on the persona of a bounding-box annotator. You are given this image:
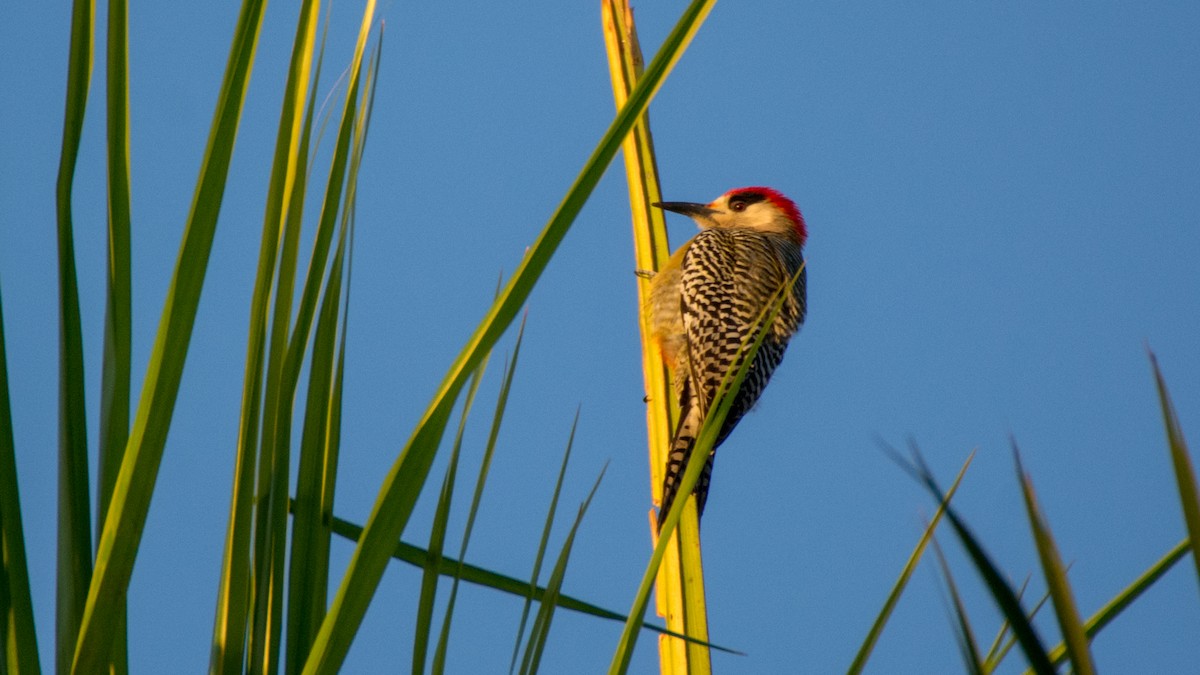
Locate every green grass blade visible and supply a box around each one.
[0,291,41,674]
[247,49,317,675]
[71,0,269,671]
[285,20,378,675]
[931,535,984,674]
[210,4,323,671]
[980,573,1034,669]
[251,6,369,672]
[302,2,713,670]
[1014,446,1095,675]
[895,448,1055,675]
[98,0,132,541]
[286,208,352,673]
[509,406,577,675]
[54,0,95,671]
[98,0,133,670]
[311,40,372,654]
[847,450,974,674]
[414,466,455,675]
[1033,538,1190,672]
[434,315,527,673]
[1149,352,1200,591]
[519,466,606,675]
[415,361,489,675]
[994,587,1049,673]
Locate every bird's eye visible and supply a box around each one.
[729,199,747,212]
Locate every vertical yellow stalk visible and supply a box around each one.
[601,2,711,672]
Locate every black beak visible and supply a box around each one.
[652,201,717,218]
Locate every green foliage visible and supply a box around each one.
[8,0,722,672]
[54,1,95,671]
[0,292,40,674]
[861,356,1197,674]
[2,0,1194,673]
[847,451,974,675]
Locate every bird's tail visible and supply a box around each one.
[657,401,715,532]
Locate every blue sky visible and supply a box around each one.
[2,1,1199,672]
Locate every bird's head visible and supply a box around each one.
[653,186,806,245]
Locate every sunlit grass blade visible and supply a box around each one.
[285,24,377,675]
[0,292,41,673]
[97,0,133,670]
[302,2,713,670]
[54,0,95,670]
[609,263,803,675]
[434,314,527,673]
[286,260,346,673]
[893,447,1055,675]
[930,535,984,674]
[1014,445,1095,674]
[601,2,707,671]
[421,304,497,674]
[71,0,269,671]
[508,405,576,675]
[414,359,488,675]
[252,10,376,675]
[247,37,320,675]
[519,465,607,675]
[207,3,320,674]
[414,464,455,674]
[1032,537,1190,672]
[847,450,974,674]
[1149,352,1200,590]
[286,197,355,672]
[212,9,325,675]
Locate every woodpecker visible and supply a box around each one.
[646,187,807,530]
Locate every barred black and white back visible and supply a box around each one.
[656,225,807,529]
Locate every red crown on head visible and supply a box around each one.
[729,186,806,244]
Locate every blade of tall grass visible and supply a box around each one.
[847,450,974,675]
[508,405,577,675]
[600,3,707,672]
[312,44,372,662]
[0,292,41,673]
[434,315,527,673]
[286,200,355,673]
[248,39,320,675]
[71,0,269,670]
[414,361,489,675]
[1149,353,1200,590]
[1032,537,1190,672]
[54,0,95,671]
[302,2,714,670]
[992,603,1051,673]
[1014,446,1095,675]
[210,4,323,671]
[931,535,984,674]
[519,466,607,675]
[98,0,133,670]
[894,447,1055,675]
[251,7,374,673]
[98,0,132,551]
[285,27,378,675]
[609,264,803,675]
[981,575,1040,671]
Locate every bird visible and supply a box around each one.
[645,186,807,531]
